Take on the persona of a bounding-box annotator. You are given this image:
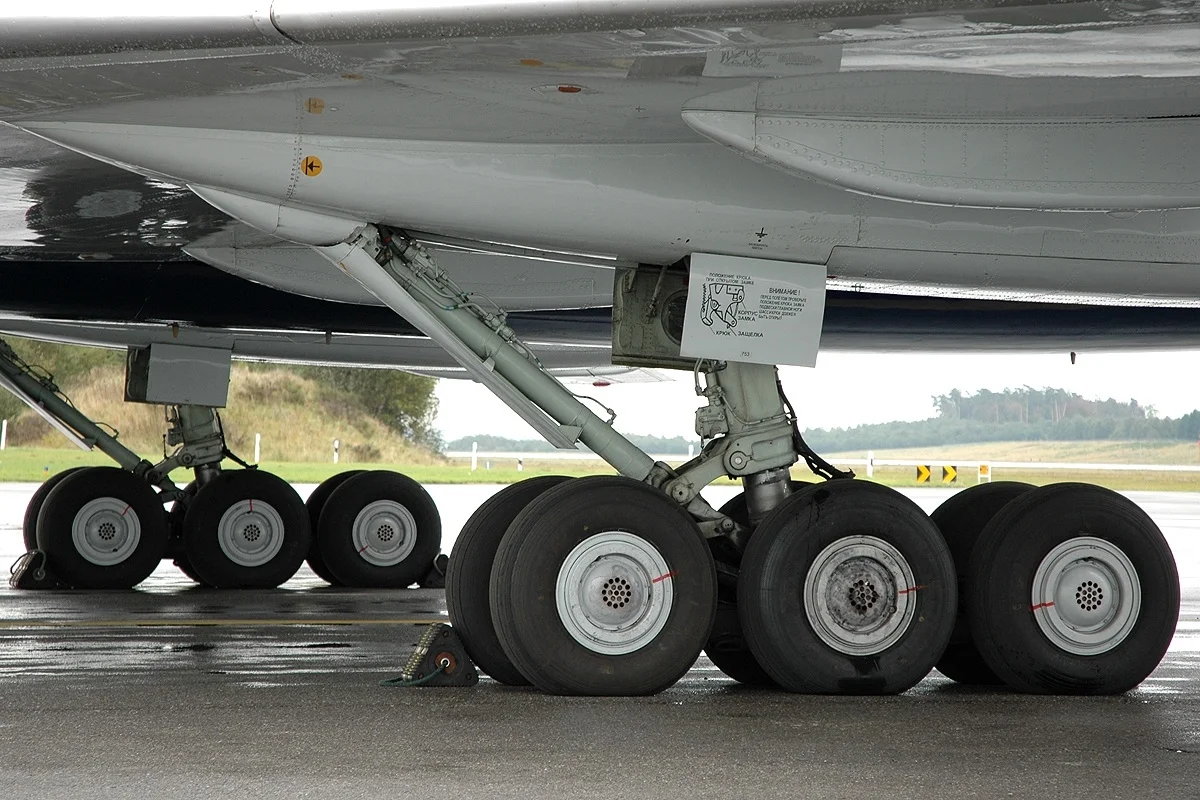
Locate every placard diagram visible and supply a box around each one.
[680,253,826,367]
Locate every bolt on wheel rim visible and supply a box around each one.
[803,535,918,656]
[71,497,141,566]
[352,500,417,567]
[1031,536,1141,656]
[217,499,285,567]
[555,531,674,656]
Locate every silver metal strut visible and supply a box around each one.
[316,225,804,532]
[318,226,660,481]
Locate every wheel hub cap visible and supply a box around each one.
[352,500,417,567]
[72,497,141,566]
[555,532,674,655]
[804,536,917,656]
[217,498,285,567]
[1031,536,1141,656]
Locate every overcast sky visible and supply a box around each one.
[434,349,1200,444]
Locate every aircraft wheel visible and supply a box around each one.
[739,481,956,694]
[446,476,571,685]
[490,475,716,696]
[182,470,310,589]
[304,470,365,585]
[23,466,87,551]
[317,471,441,588]
[968,483,1179,694]
[930,481,1034,685]
[35,466,168,589]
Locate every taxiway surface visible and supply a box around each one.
[1,484,1197,799]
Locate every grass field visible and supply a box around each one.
[2,444,1199,491]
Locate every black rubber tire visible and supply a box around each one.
[167,481,209,585]
[182,470,310,589]
[35,466,168,589]
[930,481,1034,685]
[967,483,1179,695]
[317,470,441,588]
[702,485,806,688]
[304,471,365,586]
[490,475,717,696]
[23,466,87,552]
[739,481,956,694]
[445,476,570,686]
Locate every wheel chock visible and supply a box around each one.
[9,550,69,590]
[418,554,449,589]
[382,623,479,687]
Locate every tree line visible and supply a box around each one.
[449,387,1200,454]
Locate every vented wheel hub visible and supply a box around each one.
[1031,536,1141,656]
[352,500,417,566]
[71,497,141,566]
[217,498,285,567]
[804,536,917,656]
[555,531,674,655]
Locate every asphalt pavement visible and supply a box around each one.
[0,484,1197,799]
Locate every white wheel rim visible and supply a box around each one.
[217,499,285,567]
[71,497,141,566]
[352,500,418,567]
[1031,536,1141,656]
[804,535,918,656]
[555,531,674,656]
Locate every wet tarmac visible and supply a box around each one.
[1,483,1198,799]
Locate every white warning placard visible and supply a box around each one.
[680,253,826,367]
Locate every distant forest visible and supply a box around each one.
[448,387,1200,454]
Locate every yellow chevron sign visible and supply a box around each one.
[916,464,957,484]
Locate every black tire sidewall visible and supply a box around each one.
[739,481,956,694]
[317,471,441,588]
[304,470,365,585]
[490,475,716,696]
[930,481,1034,685]
[183,470,310,589]
[35,467,168,589]
[23,467,87,552]
[445,476,571,686]
[968,483,1179,694]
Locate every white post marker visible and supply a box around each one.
[867,450,874,478]
[517,457,524,472]
[254,432,261,464]
[333,438,340,464]
[0,418,6,451]
[680,253,827,367]
[471,441,478,472]
[687,443,695,460]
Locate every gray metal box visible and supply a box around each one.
[125,344,232,408]
[611,265,693,370]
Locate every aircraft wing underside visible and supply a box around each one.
[4,1,1200,366]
